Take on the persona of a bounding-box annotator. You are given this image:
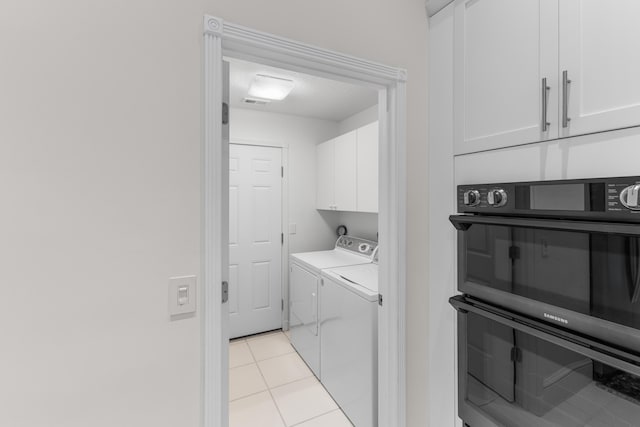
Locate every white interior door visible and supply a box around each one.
[229,144,283,339]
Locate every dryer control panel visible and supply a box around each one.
[336,236,378,258]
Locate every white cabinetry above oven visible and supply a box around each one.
[454,0,640,155]
[316,121,378,213]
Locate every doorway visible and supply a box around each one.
[226,56,379,426]
[203,16,407,427]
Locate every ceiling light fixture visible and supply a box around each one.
[248,74,295,101]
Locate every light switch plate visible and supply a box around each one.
[169,275,197,317]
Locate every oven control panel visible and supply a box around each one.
[458,185,515,211]
[457,176,640,220]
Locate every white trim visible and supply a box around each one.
[202,24,228,427]
[281,148,290,331]
[218,21,406,86]
[203,16,407,427]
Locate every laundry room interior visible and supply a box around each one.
[226,57,381,427]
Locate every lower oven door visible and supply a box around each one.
[450,295,640,427]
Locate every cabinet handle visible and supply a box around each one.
[562,70,572,128]
[541,77,550,132]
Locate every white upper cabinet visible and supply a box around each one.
[454,0,640,154]
[454,0,559,155]
[559,0,640,138]
[356,121,379,213]
[333,131,358,212]
[316,122,378,213]
[316,138,335,210]
[316,131,357,211]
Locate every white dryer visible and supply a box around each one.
[320,260,379,427]
[289,236,377,378]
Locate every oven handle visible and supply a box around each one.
[449,295,640,378]
[629,238,640,303]
[449,214,640,236]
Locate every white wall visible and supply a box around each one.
[337,104,378,135]
[1,1,205,426]
[335,211,379,242]
[1,1,429,426]
[427,5,458,427]
[230,107,341,253]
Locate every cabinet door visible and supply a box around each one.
[454,0,558,154]
[333,131,357,212]
[357,121,379,213]
[316,139,334,210]
[560,0,640,138]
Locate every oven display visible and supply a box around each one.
[529,183,584,211]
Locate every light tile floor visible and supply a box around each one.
[229,330,353,427]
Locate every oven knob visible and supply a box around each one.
[620,184,640,210]
[463,190,480,207]
[487,189,507,207]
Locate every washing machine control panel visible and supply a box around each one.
[336,236,378,258]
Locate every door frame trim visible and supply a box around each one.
[203,16,407,427]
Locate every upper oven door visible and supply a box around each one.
[450,214,640,353]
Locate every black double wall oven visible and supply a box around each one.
[449,176,640,427]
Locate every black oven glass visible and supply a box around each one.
[462,310,640,427]
[462,223,640,329]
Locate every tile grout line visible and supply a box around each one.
[228,361,269,402]
[250,348,296,364]
[288,409,352,427]
[228,372,268,403]
[255,355,288,427]
[228,340,257,370]
[265,376,344,426]
[251,331,324,426]
[243,330,289,426]
[230,330,350,426]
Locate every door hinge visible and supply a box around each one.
[378,294,383,306]
[510,347,522,363]
[281,233,284,245]
[222,102,229,125]
[281,299,284,311]
[281,166,284,178]
[221,281,229,303]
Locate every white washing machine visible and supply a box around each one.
[289,236,377,378]
[320,260,379,427]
